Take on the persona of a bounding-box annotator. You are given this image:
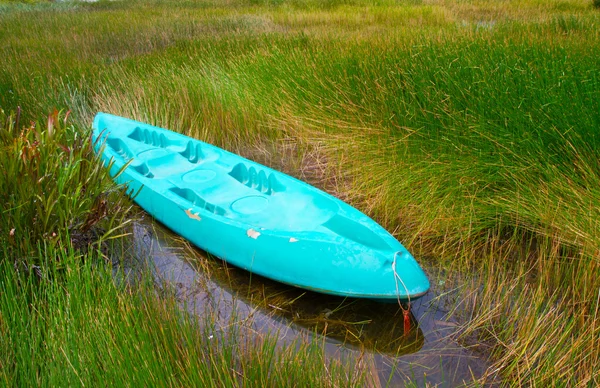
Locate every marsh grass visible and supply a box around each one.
[0,109,132,258]
[0,244,365,387]
[1,0,600,385]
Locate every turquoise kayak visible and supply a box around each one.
[92,113,429,301]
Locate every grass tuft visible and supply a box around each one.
[0,108,131,260]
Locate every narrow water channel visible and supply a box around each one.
[119,217,493,386]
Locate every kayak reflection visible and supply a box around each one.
[127,219,424,357]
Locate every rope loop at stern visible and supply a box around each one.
[392,251,412,334]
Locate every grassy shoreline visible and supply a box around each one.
[2,0,599,385]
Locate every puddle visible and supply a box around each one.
[118,217,493,386]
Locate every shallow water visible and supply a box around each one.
[120,217,493,386]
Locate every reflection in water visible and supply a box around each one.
[120,219,492,386]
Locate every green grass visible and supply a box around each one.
[0,108,131,257]
[1,0,600,385]
[0,245,364,387]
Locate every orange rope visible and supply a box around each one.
[392,251,412,335]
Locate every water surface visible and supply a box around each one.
[120,218,493,386]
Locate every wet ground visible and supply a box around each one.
[118,217,493,386]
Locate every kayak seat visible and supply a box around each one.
[134,149,201,179]
[169,187,228,216]
[229,163,285,195]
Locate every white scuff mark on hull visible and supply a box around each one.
[247,229,261,239]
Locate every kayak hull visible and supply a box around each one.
[92,113,430,301]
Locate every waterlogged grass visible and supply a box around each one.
[0,246,365,387]
[1,0,600,385]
